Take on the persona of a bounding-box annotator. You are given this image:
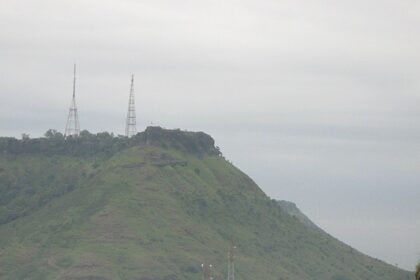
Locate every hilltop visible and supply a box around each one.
[0,127,413,280]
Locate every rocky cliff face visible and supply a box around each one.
[141,126,220,156]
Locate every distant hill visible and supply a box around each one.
[0,127,413,280]
[277,200,319,230]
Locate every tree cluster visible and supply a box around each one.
[0,127,221,158]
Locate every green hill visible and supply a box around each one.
[0,127,413,280]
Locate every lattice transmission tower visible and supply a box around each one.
[64,64,80,137]
[125,74,137,137]
[201,263,213,280]
[227,244,236,280]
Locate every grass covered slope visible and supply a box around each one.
[0,127,413,280]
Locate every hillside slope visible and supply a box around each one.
[0,127,413,280]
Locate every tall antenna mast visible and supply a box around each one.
[125,74,137,137]
[64,64,80,137]
[227,244,236,280]
[201,263,212,280]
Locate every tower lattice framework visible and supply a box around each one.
[227,244,236,280]
[125,74,137,137]
[64,64,80,137]
[201,263,212,280]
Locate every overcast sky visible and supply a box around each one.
[1,0,419,270]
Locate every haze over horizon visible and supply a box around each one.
[1,0,419,270]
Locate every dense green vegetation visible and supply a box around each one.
[0,127,219,158]
[416,263,420,280]
[0,127,414,280]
